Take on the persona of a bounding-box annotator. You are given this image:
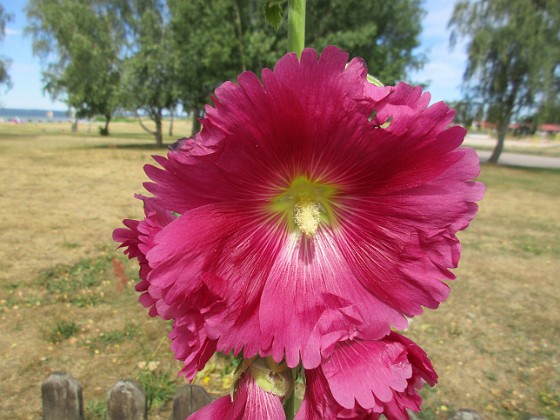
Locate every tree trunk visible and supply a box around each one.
[100,114,111,136]
[489,123,507,163]
[168,108,175,137]
[155,115,163,148]
[191,107,203,136]
[71,118,78,133]
[135,111,155,136]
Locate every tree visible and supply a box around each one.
[169,0,258,135]
[536,73,560,125]
[119,0,178,146]
[447,96,484,128]
[449,0,560,163]
[26,0,122,134]
[306,0,425,83]
[0,3,13,93]
[170,0,425,136]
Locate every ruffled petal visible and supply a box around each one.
[113,195,174,316]
[295,368,381,420]
[322,340,411,410]
[169,284,220,380]
[146,199,407,368]
[187,396,232,420]
[296,334,436,420]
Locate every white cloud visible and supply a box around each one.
[5,27,22,36]
[408,0,469,103]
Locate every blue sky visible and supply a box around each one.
[0,0,468,111]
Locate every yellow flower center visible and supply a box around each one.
[294,200,321,237]
[269,176,337,236]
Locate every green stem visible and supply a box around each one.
[287,0,306,57]
[283,387,295,420]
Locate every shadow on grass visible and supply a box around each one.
[482,162,560,174]
[0,132,41,139]
[89,142,170,151]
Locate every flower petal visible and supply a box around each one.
[322,340,411,410]
[144,46,378,215]
[257,230,406,368]
[187,396,232,420]
[188,371,285,420]
[113,195,174,317]
[297,334,436,419]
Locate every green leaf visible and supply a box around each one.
[264,1,284,30]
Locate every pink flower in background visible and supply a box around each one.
[296,332,437,420]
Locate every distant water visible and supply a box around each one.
[0,108,70,122]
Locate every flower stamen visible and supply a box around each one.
[294,200,321,237]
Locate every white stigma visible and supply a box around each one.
[294,200,321,237]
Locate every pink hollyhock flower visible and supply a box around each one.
[295,332,437,420]
[116,45,483,373]
[188,358,290,420]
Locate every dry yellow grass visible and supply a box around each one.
[0,120,196,419]
[0,120,558,419]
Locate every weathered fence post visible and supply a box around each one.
[447,409,483,420]
[41,372,84,420]
[107,380,147,420]
[172,384,213,420]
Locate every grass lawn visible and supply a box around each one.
[0,120,558,419]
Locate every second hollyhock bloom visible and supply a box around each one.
[186,332,437,420]
[296,332,438,420]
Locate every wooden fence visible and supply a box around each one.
[41,372,212,420]
[41,372,548,420]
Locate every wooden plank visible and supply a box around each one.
[41,372,83,420]
[172,384,213,420]
[107,380,146,420]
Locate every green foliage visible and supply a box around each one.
[169,0,258,133]
[37,254,115,307]
[449,0,560,162]
[170,0,424,135]
[0,3,13,91]
[447,94,484,127]
[84,399,107,420]
[25,0,122,131]
[83,323,138,353]
[136,368,178,412]
[221,352,243,376]
[48,319,80,343]
[264,1,285,30]
[25,1,426,137]
[119,1,178,146]
[306,0,425,83]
